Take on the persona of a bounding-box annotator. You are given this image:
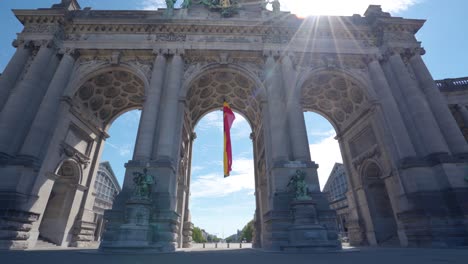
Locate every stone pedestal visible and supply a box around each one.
[282,200,341,252]
[101,198,158,250]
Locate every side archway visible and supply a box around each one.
[39,159,82,246]
[360,160,398,245]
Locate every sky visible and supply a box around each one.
[1,0,467,238]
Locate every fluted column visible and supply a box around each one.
[409,53,468,154]
[368,59,416,158]
[282,55,310,161]
[0,42,55,156]
[156,51,184,160]
[19,49,78,159]
[264,53,288,162]
[0,40,32,111]
[133,52,167,160]
[388,53,449,155]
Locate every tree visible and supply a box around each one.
[192,227,206,243]
[241,220,254,242]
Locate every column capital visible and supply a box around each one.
[363,54,381,65]
[263,50,281,59]
[31,39,57,49]
[58,47,80,59]
[152,48,164,56]
[11,39,32,49]
[280,52,295,66]
[382,47,424,63]
[164,48,185,56]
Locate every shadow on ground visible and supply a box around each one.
[1,247,467,264]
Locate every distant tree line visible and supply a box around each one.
[225,220,254,243]
[192,226,221,243]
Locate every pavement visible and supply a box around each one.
[1,246,467,264]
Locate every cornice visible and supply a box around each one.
[13,9,66,25]
[371,17,425,34]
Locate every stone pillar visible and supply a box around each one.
[0,40,32,111]
[182,133,195,248]
[282,55,310,161]
[155,51,184,160]
[368,59,416,159]
[409,53,468,155]
[133,52,167,160]
[264,53,288,162]
[457,104,468,127]
[388,53,449,155]
[0,41,55,156]
[19,49,78,159]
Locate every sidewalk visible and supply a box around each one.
[1,247,467,264]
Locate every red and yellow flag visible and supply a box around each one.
[223,101,235,177]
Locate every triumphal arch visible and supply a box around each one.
[0,0,467,251]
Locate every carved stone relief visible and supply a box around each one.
[186,69,262,133]
[302,72,368,128]
[72,70,145,127]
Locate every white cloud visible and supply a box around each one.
[105,142,133,157]
[309,130,343,190]
[140,0,167,10]
[279,0,421,17]
[191,165,204,173]
[308,129,335,138]
[190,158,255,198]
[196,111,223,131]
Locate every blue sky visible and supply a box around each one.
[1,0,467,238]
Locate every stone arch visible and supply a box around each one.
[360,159,398,245]
[39,159,82,246]
[175,66,267,248]
[182,63,267,104]
[66,62,151,98]
[299,68,372,132]
[54,158,82,185]
[184,67,264,132]
[296,67,374,102]
[71,68,146,130]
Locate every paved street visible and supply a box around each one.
[1,247,467,264]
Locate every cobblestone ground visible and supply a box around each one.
[1,247,467,264]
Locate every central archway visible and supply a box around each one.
[176,66,267,248]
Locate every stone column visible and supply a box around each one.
[19,49,78,159]
[155,51,184,160]
[457,104,468,127]
[282,55,310,161]
[388,53,449,155]
[0,40,32,111]
[0,42,55,156]
[409,53,468,154]
[264,53,288,162]
[368,59,416,159]
[133,52,167,161]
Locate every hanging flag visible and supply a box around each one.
[223,101,235,177]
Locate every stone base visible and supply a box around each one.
[70,220,96,247]
[283,224,342,251]
[282,200,341,251]
[0,209,39,250]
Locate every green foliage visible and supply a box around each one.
[240,220,254,242]
[192,227,206,243]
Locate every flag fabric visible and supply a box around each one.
[223,101,235,177]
